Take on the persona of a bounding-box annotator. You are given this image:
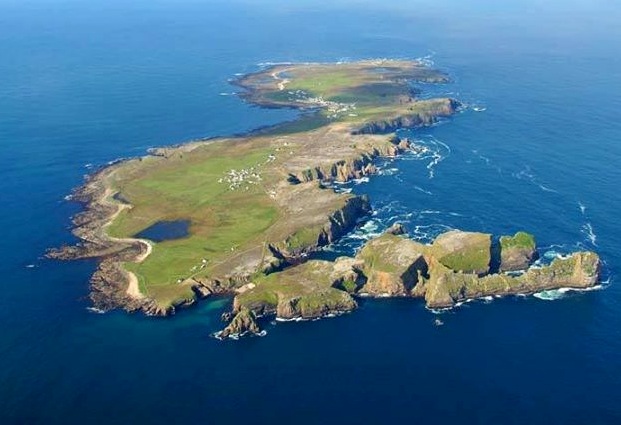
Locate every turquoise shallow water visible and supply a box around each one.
[1,0,621,423]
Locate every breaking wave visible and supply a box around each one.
[534,285,603,301]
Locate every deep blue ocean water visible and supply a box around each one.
[1,0,621,423]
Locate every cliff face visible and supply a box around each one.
[273,194,371,260]
[219,308,261,338]
[355,234,427,296]
[289,139,409,185]
[499,232,538,272]
[520,252,600,289]
[352,99,460,135]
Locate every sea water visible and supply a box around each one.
[1,0,621,423]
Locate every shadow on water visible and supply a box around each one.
[134,220,190,242]
[489,236,502,274]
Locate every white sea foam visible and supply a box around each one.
[401,136,450,178]
[581,222,597,246]
[378,167,399,176]
[534,285,603,301]
[25,264,36,268]
[275,317,306,322]
[578,201,587,215]
[471,149,502,173]
[413,185,433,195]
[257,61,294,68]
[538,184,558,193]
[411,224,453,244]
[86,307,105,314]
[533,290,563,300]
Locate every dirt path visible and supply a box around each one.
[100,187,152,299]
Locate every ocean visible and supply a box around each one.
[1,0,621,423]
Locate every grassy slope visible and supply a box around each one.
[500,231,536,250]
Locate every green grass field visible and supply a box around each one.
[106,141,280,306]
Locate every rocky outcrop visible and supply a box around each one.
[422,252,601,308]
[385,222,407,236]
[219,308,261,338]
[275,291,357,320]
[520,252,600,289]
[356,234,427,296]
[431,230,492,275]
[499,232,538,272]
[229,260,358,331]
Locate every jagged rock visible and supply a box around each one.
[385,222,406,235]
[191,282,213,299]
[352,99,460,135]
[356,234,427,296]
[330,257,366,293]
[499,232,537,272]
[229,260,358,323]
[260,254,286,274]
[422,257,480,308]
[520,252,600,289]
[220,308,261,338]
[431,230,492,275]
[422,251,601,308]
[289,137,412,185]
[274,194,371,259]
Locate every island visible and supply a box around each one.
[48,59,601,338]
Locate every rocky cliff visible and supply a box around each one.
[218,307,261,338]
[352,99,460,135]
[231,260,358,322]
[271,194,371,260]
[355,234,427,296]
[499,231,538,272]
